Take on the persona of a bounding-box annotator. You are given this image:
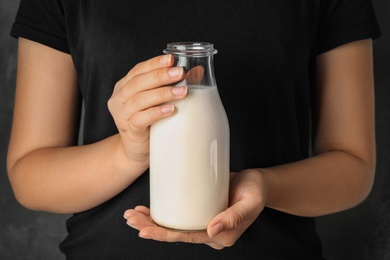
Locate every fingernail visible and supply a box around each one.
[168,67,183,78]
[123,213,129,220]
[139,231,150,239]
[172,86,187,96]
[160,54,172,65]
[160,104,174,114]
[208,223,224,238]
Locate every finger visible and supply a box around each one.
[127,54,174,81]
[123,85,188,133]
[113,55,175,95]
[206,243,225,250]
[127,104,175,133]
[207,200,251,238]
[134,205,151,215]
[124,209,154,230]
[123,206,151,221]
[185,65,205,85]
[125,85,187,114]
[116,66,184,104]
[108,85,186,133]
[138,226,211,245]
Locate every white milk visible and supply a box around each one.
[150,85,230,230]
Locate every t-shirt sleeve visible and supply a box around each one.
[316,0,381,54]
[10,0,69,54]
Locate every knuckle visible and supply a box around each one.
[208,243,225,250]
[227,210,243,229]
[128,63,142,78]
[122,81,136,98]
[110,81,122,97]
[129,94,142,110]
[128,116,143,133]
[113,81,122,91]
[213,237,236,248]
[158,87,170,100]
[155,68,166,83]
[107,98,113,112]
[223,239,236,248]
[107,98,121,121]
[185,233,195,244]
[107,90,119,111]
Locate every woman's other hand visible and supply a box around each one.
[124,170,266,250]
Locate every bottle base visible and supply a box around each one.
[154,222,207,232]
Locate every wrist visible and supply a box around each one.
[112,134,149,176]
[233,169,268,212]
[254,168,279,210]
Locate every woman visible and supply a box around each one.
[7,0,380,259]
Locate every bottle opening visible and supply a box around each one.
[164,42,218,57]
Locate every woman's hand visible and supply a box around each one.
[107,55,187,168]
[124,169,267,249]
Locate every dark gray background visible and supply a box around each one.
[1,0,389,259]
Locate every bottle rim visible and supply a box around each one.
[163,42,218,56]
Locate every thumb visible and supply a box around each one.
[207,201,248,238]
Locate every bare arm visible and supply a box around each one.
[7,38,186,213]
[263,39,376,216]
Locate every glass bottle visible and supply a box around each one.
[150,42,230,230]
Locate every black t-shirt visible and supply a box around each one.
[11,1,380,259]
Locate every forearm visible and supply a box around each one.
[261,150,375,217]
[7,134,147,214]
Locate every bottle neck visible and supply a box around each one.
[175,55,216,87]
[163,42,217,87]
